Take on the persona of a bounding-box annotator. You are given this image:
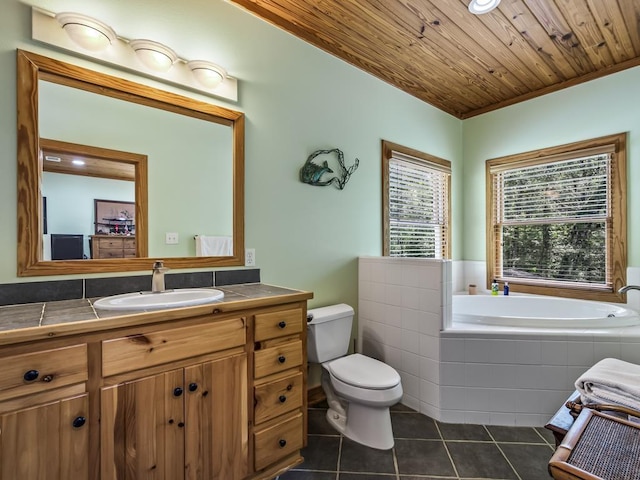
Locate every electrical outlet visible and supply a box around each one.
[165,232,179,245]
[245,248,255,266]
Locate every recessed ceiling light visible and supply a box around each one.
[468,0,501,15]
[72,159,85,166]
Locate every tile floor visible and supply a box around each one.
[279,402,556,480]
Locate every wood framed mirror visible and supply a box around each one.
[17,49,244,276]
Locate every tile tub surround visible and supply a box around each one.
[0,268,260,306]
[358,256,452,417]
[357,256,640,427]
[439,326,640,426]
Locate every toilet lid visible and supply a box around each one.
[326,353,400,390]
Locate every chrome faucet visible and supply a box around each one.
[618,285,640,294]
[151,260,169,293]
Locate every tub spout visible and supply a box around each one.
[618,285,640,294]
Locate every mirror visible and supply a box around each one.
[40,137,147,261]
[17,49,244,276]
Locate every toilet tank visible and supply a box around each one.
[307,303,354,363]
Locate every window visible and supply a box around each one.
[487,133,627,301]
[382,140,451,259]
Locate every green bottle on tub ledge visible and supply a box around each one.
[491,280,510,296]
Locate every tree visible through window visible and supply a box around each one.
[382,141,451,259]
[487,133,627,301]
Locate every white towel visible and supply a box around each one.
[195,235,233,256]
[575,358,640,411]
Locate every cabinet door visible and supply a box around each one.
[101,369,184,480]
[0,394,88,480]
[184,354,248,480]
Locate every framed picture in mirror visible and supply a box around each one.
[94,199,135,235]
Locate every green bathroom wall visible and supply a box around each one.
[0,0,462,312]
[462,67,640,265]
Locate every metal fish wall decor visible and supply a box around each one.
[299,148,359,190]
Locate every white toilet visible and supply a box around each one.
[307,304,403,450]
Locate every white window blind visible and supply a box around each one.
[388,153,450,258]
[491,152,613,287]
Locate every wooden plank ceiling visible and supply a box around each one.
[229,0,640,118]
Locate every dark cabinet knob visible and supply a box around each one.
[173,387,183,397]
[178,422,185,428]
[286,384,293,391]
[23,370,39,382]
[278,355,286,364]
[278,439,287,448]
[278,321,287,329]
[72,416,86,428]
[279,395,287,403]
[188,383,198,392]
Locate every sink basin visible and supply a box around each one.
[93,288,224,311]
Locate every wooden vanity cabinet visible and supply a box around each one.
[252,307,308,474]
[0,344,90,480]
[100,354,248,480]
[0,294,310,480]
[0,394,89,480]
[100,316,249,480]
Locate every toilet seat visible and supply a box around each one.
[325,353,400,390]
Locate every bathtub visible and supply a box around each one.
[452,294,640,329]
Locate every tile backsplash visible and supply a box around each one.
[0,269,260,306]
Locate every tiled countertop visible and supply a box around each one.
[0,283,310,336]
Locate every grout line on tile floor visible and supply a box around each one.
[435,420,462,480]
[483,425,523,480]
[391,444,401,480]
[336,435,343,476]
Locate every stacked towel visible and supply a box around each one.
[195,235,233,256]
[575,358,640,412]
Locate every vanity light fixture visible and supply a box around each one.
[55,12,116,52]
[188,60,227,89]
[468,0,501,15]
[33,7,238,101]
[129,39,178,72]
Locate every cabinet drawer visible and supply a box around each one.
[254,372,303,424]
[254,411,303,471]
[254,308,303,342]
[99,239,124,248]
[102,317,246,376]
[99,248,124,258]
[0,344,88,402]
[254,340,303,379]
[123,238,136,248]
